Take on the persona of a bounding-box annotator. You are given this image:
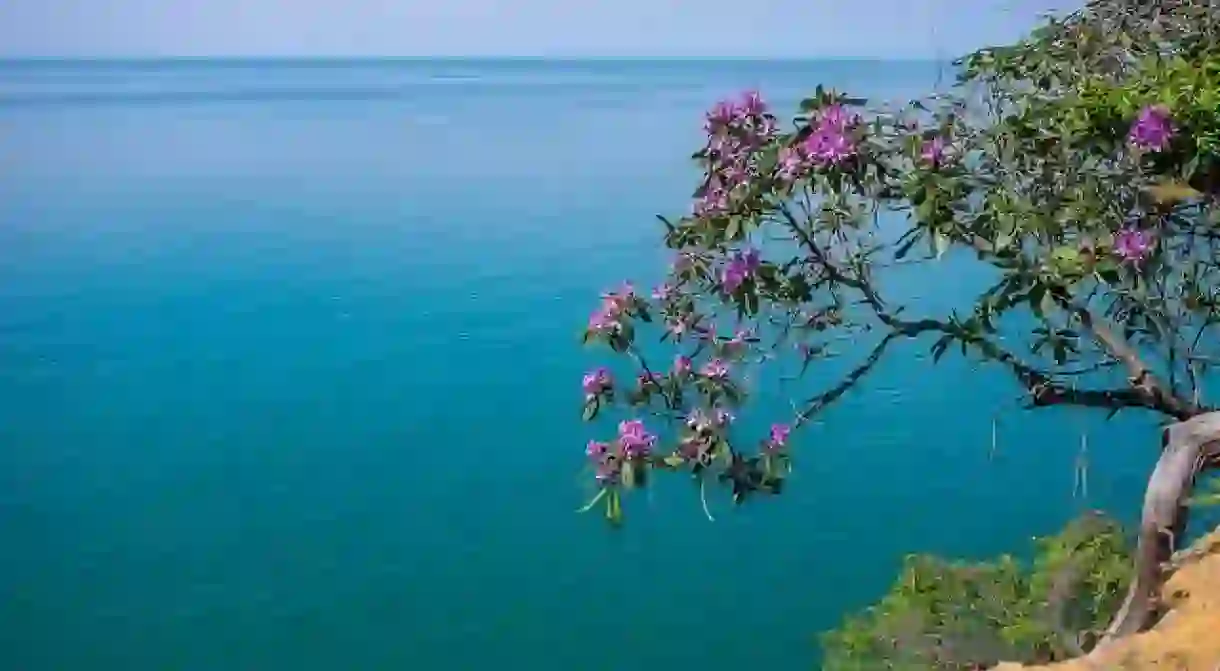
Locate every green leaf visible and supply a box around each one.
[894,228,924,260]
[662,454,685,469]
[930,334,954,362]
[605,489,622,526]
[1029,285,1047,319]
[621,460,637,488]
[1040,291,1055,320]
[932,232,951,259]
[725,217,741,241]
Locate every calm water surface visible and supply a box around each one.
[0,59,1172,670]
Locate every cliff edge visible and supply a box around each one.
[994,526,1220,671]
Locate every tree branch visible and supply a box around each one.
[774,203,1208,420]
[1070,304,1200,420]
[1096,411,1220,648]
[796,332,899,425]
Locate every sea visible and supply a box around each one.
[0,58,1196,670]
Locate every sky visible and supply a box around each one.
[0,0,1082,59]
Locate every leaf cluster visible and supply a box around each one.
[820,514,1133,671]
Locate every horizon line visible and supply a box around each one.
[0,55,958,63]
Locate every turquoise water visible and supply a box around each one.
[0,59,1177,670]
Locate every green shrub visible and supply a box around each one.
[821,514,1132,670]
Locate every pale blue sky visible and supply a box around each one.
[0,0,1081,58]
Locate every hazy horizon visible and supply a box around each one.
[1,0,1081,60]
[0,55,958,62]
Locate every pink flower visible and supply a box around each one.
[587,284,636,334]
[617,419,656,458]
[673,355,692,377]
[587,300,622,334]
[803,103,858,166]
[651,283,674,301]
[581,367,613,399]
[1128,105,1174,152]
[804,128,855,165]
[586,440,610,459]
[721,248,761,294]
[694,186,730,218]
[739,90,767,116]
[704,100,738,133]
[768,423,791,450]
[920,136,947,167]
[1114,227,1154,263]
[777,146,807,182]
[697,90,776,217]
[703,90,770,136]
[700,358,730,380]
[818,103,853,131]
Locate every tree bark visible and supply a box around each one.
[1098,411,1220,647]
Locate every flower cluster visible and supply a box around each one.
[721,247,761,294]
[700,358,730,380]
[1127,104,1174,152]
[695,91,778,218]
[765,423,791,453]
[777,103,860,183]
[920,136,948,168]
[1114,227,1154,263]
[586,419,657,485]
[587,282,637,336]
[581,367,613,401]
[675,407,733,465]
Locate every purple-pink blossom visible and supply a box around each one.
[777,147,807,183]
[1114,227,1154,262]
[617,419,656,458]
[586,440,610,459]
[587,284,635,335]
[768,423,791,450]
[722,248,761,294]
[704,90,771,136]
[700,358,730,380]
[714,407,734,426]
[1128,105,1174,152]
[581,367,613,399]
[694,185,730,218]
[673,355,693,377]
[695,90,778,219]
[803,103,858,166]
[920,136,947,167]
[587,298,622,334]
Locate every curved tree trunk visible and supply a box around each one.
[1098,411,1220,648]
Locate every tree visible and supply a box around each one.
[575,0,1220,657]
